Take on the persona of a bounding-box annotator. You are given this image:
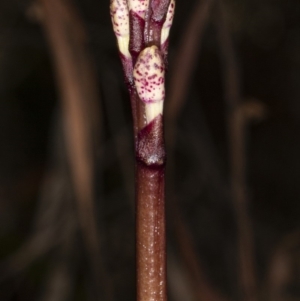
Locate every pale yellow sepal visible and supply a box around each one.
[161,0,175,46]
[145,101,164,124]
[133,46,165,124]
[110,0,131,56]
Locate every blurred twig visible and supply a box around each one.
[0,133,73,282]
[168,251,196,301]
[101,64,135,203]
[215,1,258,300]
[0,224,62,282]
[37,0,112,299]
[39,206,77,301]
[38,119,78,301]
[166,0,214,138]
[166,0,230,300]
[262,230,300,301]
[172,203,229,301]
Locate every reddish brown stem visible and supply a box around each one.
[136,164,166,301]
[135,115,167,301]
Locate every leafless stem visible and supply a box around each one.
[136,164,166,301]
[135,114,167,301]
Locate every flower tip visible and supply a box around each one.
[161,0,175,45]
[128,0,150,19]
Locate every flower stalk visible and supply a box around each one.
[110,0,175,299]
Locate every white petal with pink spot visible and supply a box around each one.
[133,46,165,123]
[110,0,130,56]
[133,46,165,103]
[161,0,175,46]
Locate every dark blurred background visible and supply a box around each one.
[0,0,300,300]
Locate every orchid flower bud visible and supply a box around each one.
[128,0,149,20]
[161,0,175,46]
[110,0,130,56]
[133,45,165,123]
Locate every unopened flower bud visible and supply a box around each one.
[161,0,175,46]
[133,46,165,123]
[110,0,130,56]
